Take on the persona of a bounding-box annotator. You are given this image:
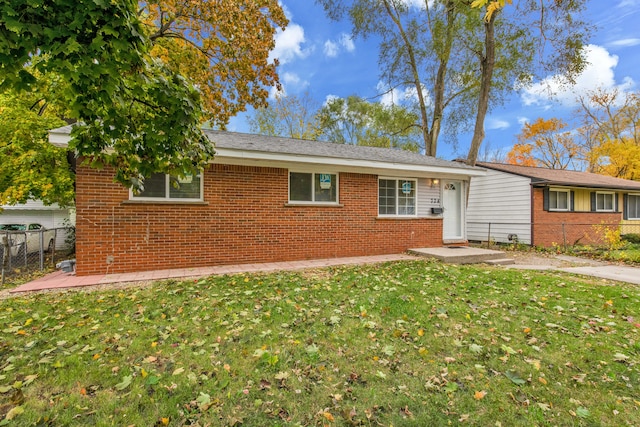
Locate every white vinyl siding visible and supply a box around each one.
[466,169,532,244]
[416,178,442,217]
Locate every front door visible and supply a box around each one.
[443,180,463,240]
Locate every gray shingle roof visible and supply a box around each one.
[49,125,479,173]
[477,162,640,191]
[206,130,478,171]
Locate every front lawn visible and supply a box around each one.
[1,260,639,426]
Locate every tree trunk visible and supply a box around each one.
[428,0,456,157]
[467,12,497,166]
[382,1,433,156]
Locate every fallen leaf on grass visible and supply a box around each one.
[576,407,590,418]
[469,344,483,354]
[613,353,629,362]
[500,344,517,355]
[537,402,551,412]
[4,405,24,420]
[504,371,526,386]
[115,375,132,391]
[474,390,487,400]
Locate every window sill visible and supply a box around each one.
[376,216,420,220]
[123,200,209,206]
[285,203,344,207]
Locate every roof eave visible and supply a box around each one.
[214,147,486,177]
[532,181,640,191]
[48,128,484,177]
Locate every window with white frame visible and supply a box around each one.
[289,172,338,203]
[595,192,615,212]
[549,189,570,211]
[379,178,417,216]
[628,194,640,219]
[132,173,203,201]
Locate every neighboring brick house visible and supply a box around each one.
[49,127,484,276]
[467,162,640,247]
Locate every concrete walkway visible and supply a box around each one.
[7,252,639,295]
[9,254,418,293]
[505,254,640,285]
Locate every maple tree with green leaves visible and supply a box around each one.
[0,0,286,202]
[0,85,75,207]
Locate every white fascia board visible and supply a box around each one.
[213,147,485,178]
[49,132,71,147]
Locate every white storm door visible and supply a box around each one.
[443,180,463,240]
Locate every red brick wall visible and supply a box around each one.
[531,188,621,247]
[75,164,444,275]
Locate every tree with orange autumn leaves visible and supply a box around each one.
[507,118,580,170]
[142,0,288,127]
[507,89,640,180]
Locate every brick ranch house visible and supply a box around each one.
[50,127,484,276]
[466,162,640,247]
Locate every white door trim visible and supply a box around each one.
[442,180,465,241]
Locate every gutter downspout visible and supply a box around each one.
[530,183,535,247]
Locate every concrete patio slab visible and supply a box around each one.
[408,246,510,264]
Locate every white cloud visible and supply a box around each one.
[377,81,431,107]
[609,38,640,48]
[339,34,355,52]
[520,44,636,107]
[269,23,310,64]
[282,72,301,86]
[517,116,529,127]
[324,40,339,58]
[269,72,309,99]
[323,33,355,58]
[617,0,640,7]
[486,118,510,130]
[401,0,433,9]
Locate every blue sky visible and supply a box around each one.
[228,0,640,161]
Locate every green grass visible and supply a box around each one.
[565,243,640,265]
[605,248,640,264]
[1,260,639,426]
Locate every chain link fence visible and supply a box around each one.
[468,221,640,249]
[1,227,75,283]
